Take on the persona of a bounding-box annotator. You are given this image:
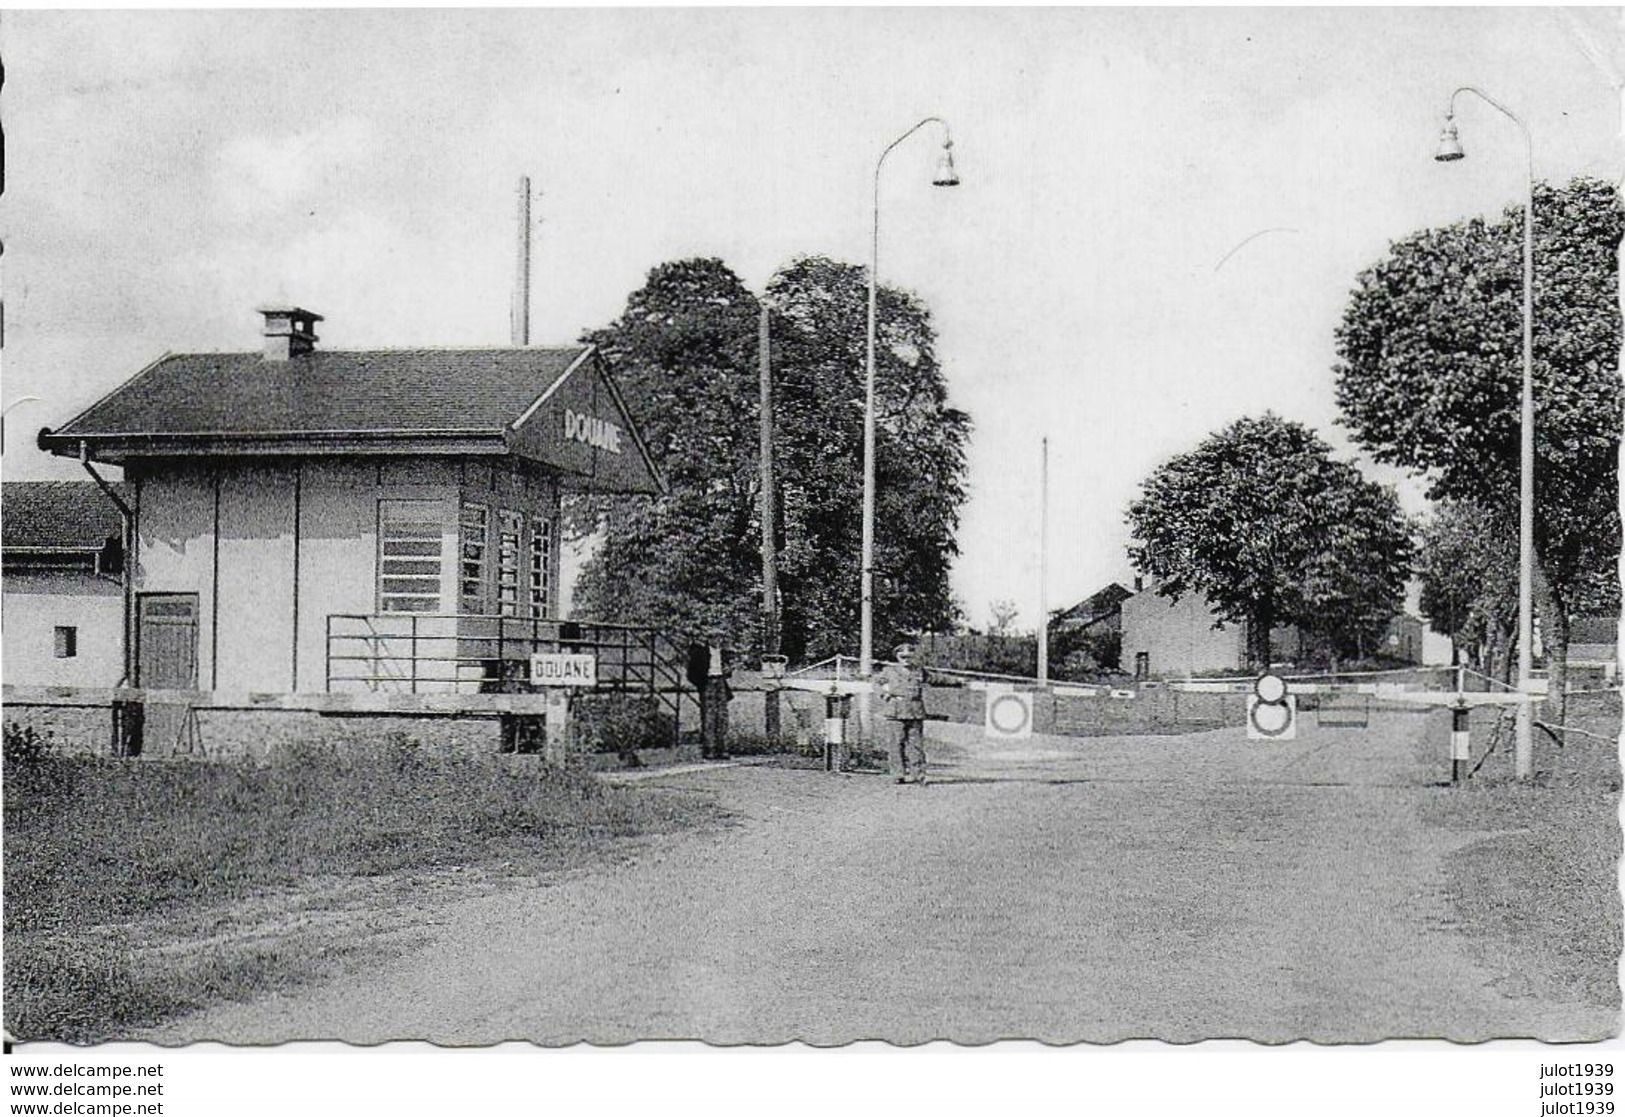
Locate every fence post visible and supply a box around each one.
[111,698,144,758]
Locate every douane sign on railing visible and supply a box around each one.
[530,653,598,687]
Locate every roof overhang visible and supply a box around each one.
[37,428,513,466]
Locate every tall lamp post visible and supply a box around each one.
[1435,86,1535,780]
[861,117,958,698]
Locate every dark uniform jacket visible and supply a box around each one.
[878,662,928,721]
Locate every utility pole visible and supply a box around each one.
[758,303,781,739]
[1037,436,1049,683]
[511,175,531,346]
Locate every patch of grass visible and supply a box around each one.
[1420,692,1621,1009]
[4,730,723,1041]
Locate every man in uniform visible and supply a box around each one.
[877,641,929,784]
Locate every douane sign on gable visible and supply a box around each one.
[564,409,623,454]
[506,350,661,494]
[530,654,597,687]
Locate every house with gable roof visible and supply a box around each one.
[2,480,128,687]
[34,306,665,725]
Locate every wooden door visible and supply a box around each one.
[138,593,199,754]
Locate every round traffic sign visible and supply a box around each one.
[1248,698,1294,737]
[1254,673,1288,704]
[988,692,1032,734]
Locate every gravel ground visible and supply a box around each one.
[145,713,1617,1045]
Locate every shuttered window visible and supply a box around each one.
[378,500,444,614]
[529,517,552,619]
[460,503,488,614]
[497,511,523,617]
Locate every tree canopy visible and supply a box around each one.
[570,255,970,661]
[1415,499,1518,677]
[1126,414,1414,669]
[1334,178,1621,629]
[1334,176,1621,705]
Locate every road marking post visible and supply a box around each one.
[1450,704,1470,784]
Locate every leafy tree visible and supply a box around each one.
[986,599,1020,637]
[570,256,970,662]
[1416,500,1518,679]
[568,259,763,642]
[1126,414,1415,670]
[1334,177,1622,708]
[764,256,970,659]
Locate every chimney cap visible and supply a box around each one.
[256,305,325,323]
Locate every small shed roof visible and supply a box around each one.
[1055,582,1135,627]
[38,345,663,494]
[2,480,125,553]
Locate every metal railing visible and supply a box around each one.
[324,613,696,736]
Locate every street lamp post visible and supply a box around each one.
[861,117,958,704]
[1435,86,1535,780]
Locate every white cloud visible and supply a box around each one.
[213,118,382,218]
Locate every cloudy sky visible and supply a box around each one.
[2,8,1619,631]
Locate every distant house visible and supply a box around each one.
[1120,584,1430,678]
[1381,613,1425,665]
[1120,587,1252,679]
[1052,582,1134,637]
[1568,616,1619,684]
[27,305,666,752]
[2,481,127,687]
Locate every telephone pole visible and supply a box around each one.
[511,175,531,346]
[758,303,781,739]
[1037,436,1049,683]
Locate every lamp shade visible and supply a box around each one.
[1435,118,1465,162]
[933,142,960,187]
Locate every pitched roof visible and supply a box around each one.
[1055,582,1135,626]
[38,345,665,494]
[50,347,590,437]
[2,481,125,552]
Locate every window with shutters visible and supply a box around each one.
[460,503,488,614]
[378,500,445,614]
[496,510,523,617]
[529,516,553,618]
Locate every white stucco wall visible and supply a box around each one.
[131,457,562,695]
[2,573,125,687]
[135,465,216,686]
[1120,590,1244,678]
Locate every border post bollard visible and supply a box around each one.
[824,692,850,772]
[1450,703,1470,784]
[543,690,571,766]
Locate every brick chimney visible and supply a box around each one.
[258,305,323,361]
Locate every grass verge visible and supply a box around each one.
[1419,692,1622,1010]
[4,730,724,1042]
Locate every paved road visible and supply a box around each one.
[149,714,1615,1045]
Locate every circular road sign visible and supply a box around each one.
[985,690,1034,739]
[1254,673,1288,704]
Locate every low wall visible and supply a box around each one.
[4,704,510,762]
[726,681,1242,742]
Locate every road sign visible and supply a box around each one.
[985,688,1034,739]
[1247,672,1296,740]
[530,653,597,687]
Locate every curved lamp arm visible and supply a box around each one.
[861,116,956,681]
[1445,86,1533,172]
